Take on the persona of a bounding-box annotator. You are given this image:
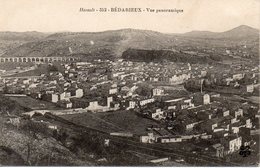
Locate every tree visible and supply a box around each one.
[47,65,58,72]
[134,83,153,97]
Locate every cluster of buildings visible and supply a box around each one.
[139,89,259,158]
[1,58,259,160]
[186,63,260,95]
[111,60,214,85]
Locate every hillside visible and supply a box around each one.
[218,25,259,39]
[0,25,259,60]
[182,25,259,40]
[0,31,48,56]
[122,48,215,64]
[0,31,48,41]
[0,94,31,115]
[1,29,175,58]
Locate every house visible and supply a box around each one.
[201,70,207,77]
[164,97,194,110]
[140,133,157,143]
[74,88,84,98]
[200,119,218,133]
[42,93,59,103]
[59,92,70,101]
[164,109,176,119]
[107,96,113,107]
[149,109,165,120]
[169,73,191,84]
[232,73,244,80]
[209,93,220,99]
[197,110,212,120]
[182,98,195,109]
[121,86,130,92]
[28,83,38,89]
[245,118,252,128]
[58,100,72,108]
[22,79,31,85]
[230,122,242,134]
[231,109,243,118]
[193,93,210,106]
[109,88,118,95]
[212,143,224,158]
[221,135,242,154]
[182,118,201,131]
[83,97,114,112]
[139,98,155,106]
[157,136,182,143]
[239,127,254,146]
[110,102,120,109]
[231,117,239,124]
[246,84,254,93]
[86,101,100,110]
[152,88,164,96]
[223,110,230,117]
[124,100,136,110]
[213,130,229,138]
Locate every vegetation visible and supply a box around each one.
[122,49,215,64]
[0,94,30,115]
[134,83,153,97]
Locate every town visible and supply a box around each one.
[0,53,259,166]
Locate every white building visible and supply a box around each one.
[152,88,164,96]
[140,133,156,143]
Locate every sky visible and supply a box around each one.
[0,0,259,33]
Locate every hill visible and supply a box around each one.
[181,31,217,38]
[0,25,258,60]
[183,25,259,40]
[0,94,31,115]
[0,31,48,56]
[217,25,259,39]
[0,31,48,41]
[0,146,26,165]
[122,48,215,64]
[1,29,176,58]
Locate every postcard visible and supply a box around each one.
[0,0,259,167]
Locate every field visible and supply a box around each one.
[8,96,61,110]
[61,110,161,135]
[6,64,49,77]
[0,62,35,70]
[247,96,260,104]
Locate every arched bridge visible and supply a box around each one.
[0,57,80,63]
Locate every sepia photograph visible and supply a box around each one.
[0,0,259,166]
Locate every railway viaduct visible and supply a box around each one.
[0,57,80,63]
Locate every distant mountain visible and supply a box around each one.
[1,29,176,58]
[217,25,259,39]
[183,25,259,40]
[0,31,48,41]
[182,31,217,38]
[0,25,258,59]
[0,31,49,55]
